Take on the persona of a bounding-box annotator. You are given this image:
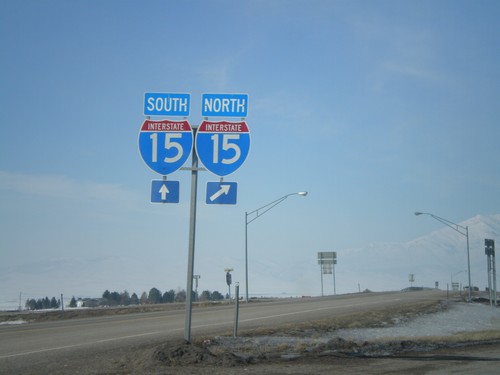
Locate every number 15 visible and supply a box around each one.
[210,134,241,164]
[149,133,183,163]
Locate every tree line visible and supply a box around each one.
[25,296,61,310]
[70,288,226,308]
[97,288,226,306]
[25,288,228,310]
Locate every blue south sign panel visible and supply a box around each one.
[144,92,190,117]
[195,121,251,176]
[138,119,193,175]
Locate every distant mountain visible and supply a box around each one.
[1,214,499,310]
[330,214,500,294]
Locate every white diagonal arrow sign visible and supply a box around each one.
[159,184,169,200]
[209,184,231,202]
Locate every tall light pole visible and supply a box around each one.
[245,192,308,302]
[414,212,472,301]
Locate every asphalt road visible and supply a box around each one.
[0,290,445,371]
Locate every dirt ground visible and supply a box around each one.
[3,298,500,374]
[123,340,500,375]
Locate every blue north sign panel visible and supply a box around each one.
[201,93,248,117]
[195,120,250,177]
[151,180,180,203]
[138,119,193,175]
[206,182,237,205]
[144,92,190,116]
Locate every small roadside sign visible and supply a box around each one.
[151,180,179,203]
[206,182,237,205]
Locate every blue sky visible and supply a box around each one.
[1,1,499,301]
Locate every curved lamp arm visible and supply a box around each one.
[414,212,467,237]
[247,192,308,225]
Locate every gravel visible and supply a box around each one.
[335,302,500,341]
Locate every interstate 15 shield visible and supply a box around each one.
[195,121,251,177]
[138,119,193,175]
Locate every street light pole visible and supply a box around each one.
[245,192,308,302]
[415,212,472,301]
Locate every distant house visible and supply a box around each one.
[76,298,105,308]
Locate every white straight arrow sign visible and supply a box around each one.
[209,184,230,202]
[159,184,169,200]
[151,180,179,203]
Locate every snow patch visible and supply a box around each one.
[0,320,27,325]
[335,302,500,340]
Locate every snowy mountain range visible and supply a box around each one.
[1,214,499,310]
[335,214,500,294]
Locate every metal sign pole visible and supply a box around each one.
[493,250,497,306]
[233,283,240,337]
[487,248,493,306]
[491,240,497,306]
[184,127,199,342]
[320,263,324,296]
[245,212,249,303]
[333,262,336,295]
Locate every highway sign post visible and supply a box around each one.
[138,92,250,343]
[195,121,250,177]
[151,180,179,203]
[138,119,193,176]
[206,182,237,204]
[318,252,337,296]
